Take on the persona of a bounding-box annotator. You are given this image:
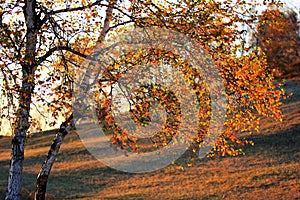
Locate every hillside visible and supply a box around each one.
[0,78,299,200]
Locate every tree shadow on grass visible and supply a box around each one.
[243,123,300,164]
[0,107,299,199]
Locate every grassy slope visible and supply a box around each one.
[0,79,299,200]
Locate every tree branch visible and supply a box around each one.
[37,46,88,65]
[50,0,133,20]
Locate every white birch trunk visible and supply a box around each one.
[5,0,37,199]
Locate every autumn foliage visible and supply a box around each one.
[0,0,287,167]
[62,0,287,157]
[256,9,300,78]
[1,0,292,198]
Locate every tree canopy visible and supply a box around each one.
[255,8,300,78]
[0,0,288,199]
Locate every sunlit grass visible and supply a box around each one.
[0,79,299,199]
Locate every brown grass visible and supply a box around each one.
[0,79,299,200]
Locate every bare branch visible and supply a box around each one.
[97,0,117,44]
[50,0,133,20]
[106,20,134,33]
[37,46,88,65]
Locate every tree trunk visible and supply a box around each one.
[5,0,37,199]
[34,115,74,200]
[5,74,35,200]
[5,132,26,200]
[34,1,116,199]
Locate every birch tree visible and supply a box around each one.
[0,0,285,199]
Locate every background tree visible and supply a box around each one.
[255,8,300,78]
[0,0,286,199]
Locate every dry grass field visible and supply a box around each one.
[0,78,299,199]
